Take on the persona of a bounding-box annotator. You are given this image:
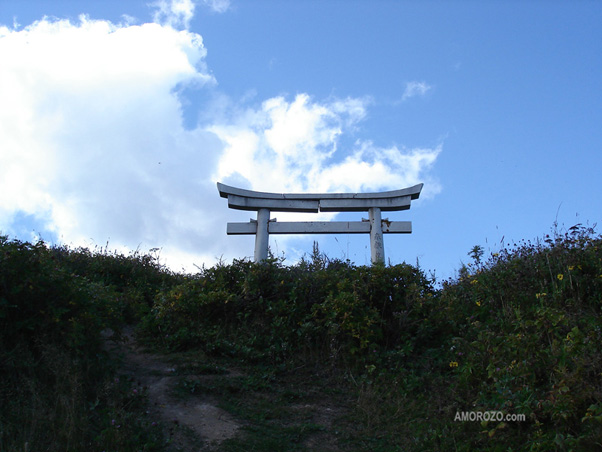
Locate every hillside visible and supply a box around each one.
[1,224,601,451]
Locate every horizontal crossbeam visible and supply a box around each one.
[227,194,319,212]
[319,196,411,212]
[226,194,411,212]
[227,220,412,235]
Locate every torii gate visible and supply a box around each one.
[217,182,423,265]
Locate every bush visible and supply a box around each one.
[0,236,173,451]
[437,225,602,450]
[138,254,438,371]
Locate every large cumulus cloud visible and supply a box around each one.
[0,4,440,270]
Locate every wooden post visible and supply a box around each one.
[254,208,270,262]
[369,207,385,264]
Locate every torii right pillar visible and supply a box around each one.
[369,207,385,264]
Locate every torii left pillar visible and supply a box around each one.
[254,208,270,262]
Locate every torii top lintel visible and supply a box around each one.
[216,182,423,213]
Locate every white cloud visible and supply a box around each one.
[211,94,440,197]
[0,11,441,271]
[402,81,432,101]
[0,15,225,270]
[152,0,196,29]
[201,0,231,14]
[152,0,230,29]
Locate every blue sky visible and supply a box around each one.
[1,0,601,281]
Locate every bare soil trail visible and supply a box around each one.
[104,327,241,451]
[104,327,350,451]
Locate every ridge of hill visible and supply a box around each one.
[1,224,601,450]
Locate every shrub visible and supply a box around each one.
[0,236,172,451]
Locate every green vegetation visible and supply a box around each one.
[1,224,601,451]
[0,238,179,451]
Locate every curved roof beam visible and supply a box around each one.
[217,182,423,201]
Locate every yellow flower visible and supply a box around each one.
[449,361,459,368]
[557,274,564,281]
[568,266,574,271]
[476,300,482,307]
[536,293,547,299]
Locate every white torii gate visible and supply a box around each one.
[217,182,423,265]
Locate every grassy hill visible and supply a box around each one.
[1,224,601,451]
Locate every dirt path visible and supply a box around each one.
[103,327,351,451]
[104,327,241,451]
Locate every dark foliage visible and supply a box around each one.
[2,223,601,450]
